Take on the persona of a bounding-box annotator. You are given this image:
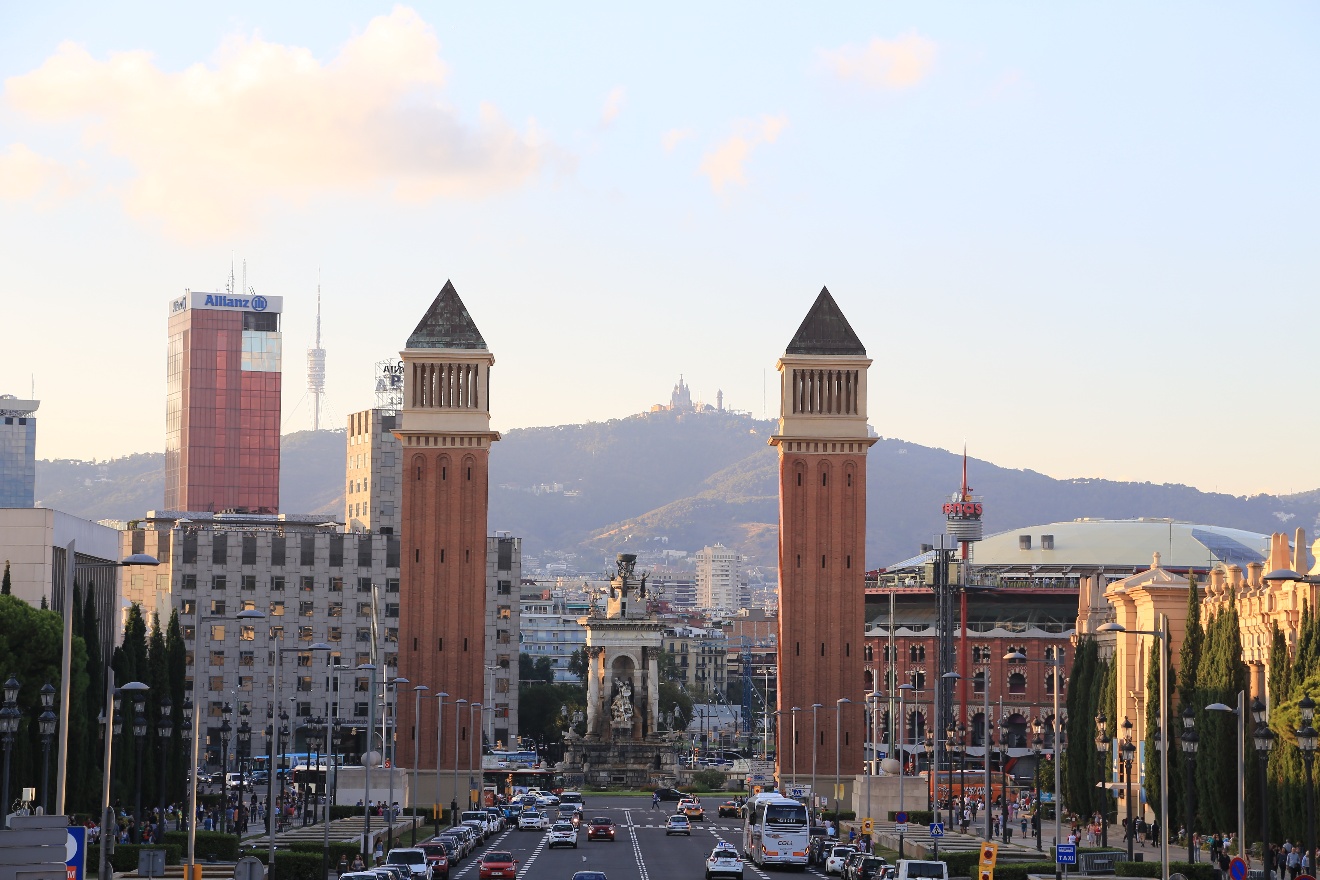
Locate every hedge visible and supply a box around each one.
[242,851,323,880]
[989,863,1062,880]
[1117,862,1217,880]
[87,844,182,872]
[288,841,363,863]
[162,831,240,862]
[329,805,454,823]
[887,810,935,825]
[822,810,857,821]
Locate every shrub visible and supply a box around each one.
[887,809,935,825]
[87,844,182,872]
[162,831,239,862]
[1117,861,1216,880]
[993,863,1063,880]
[692,769,728,790]
[243,851,323,880]
[288,841,362,864]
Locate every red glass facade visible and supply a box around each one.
[165,301,281,513]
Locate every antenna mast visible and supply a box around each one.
[307,274,327,431]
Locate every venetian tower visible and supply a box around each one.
[773,287,874,787]
[395,281,498,772]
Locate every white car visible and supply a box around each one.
[548,822,578,849]
[384,848,431,880]
[826,846,857,875]
[536,793,561,808]
[705,843,744,879]
[518,810,549,830]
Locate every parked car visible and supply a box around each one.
[477,851,517,880]
[842,852,867,880]
[375,866,409,880]
[653,787,684,802]
[857,857,887,880]
[826,846,857,875]
[705,842,744,879]
[384,848,431,880]
[418,843,451,878]
[586,817,616,842]
[548,822,578,849]
[666,814,692,836]
[462,820,489,842]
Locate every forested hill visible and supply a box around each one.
[35,409,1319,567]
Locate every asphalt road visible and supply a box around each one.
[430,795,823,880]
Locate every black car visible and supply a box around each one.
[653,787,685,802]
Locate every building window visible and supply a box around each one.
[181,599,196,615]
[212,534,227,565]
[269,626,284,640]
[211,576,227,591]
[269,601,285,616]
[297,702,312,717]
[386,578,400,594]
[182,574,196,591]
[497,580,512,595]
[241,536,257,566]
[241,575,256,591]
[300,602,315,617]
[864,644,873,662]
[495,679,510,693]
[209,651,225,667]
[329,603,343,618]
[385,603,399,618]
[300,576,315,593]
[182,626,195,641]
[300,536,315,567]
[1008,672,1027,694]
[328,627,342,642]
[270,576,285,592]
[354,702,369,718]
[239,651,255,667]
[329,577,343,593]
[909,669,926,690]
[297,652,314,667]
[973,670,987,694]
[909,644,925,662]
[357,602,372,616]
[386,628,398,643]
[357,628,371,643]
[209,676,224,691]
[298,626,313,642]
[240,626,255,642]
[358,578,373,593]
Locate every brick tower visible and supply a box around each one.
[773,287,873,794]
[395,281,498,776]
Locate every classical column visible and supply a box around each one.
[648,651,661,737]
[585,649,601,739]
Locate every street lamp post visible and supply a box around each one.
[0,676,20,829]
[1097,620,1170,880]
[132,691,148,843]
[1252,698,1276,861]
[386,676,410,848]
[157,697,174,822]
[1206,691,1246,859]
[411,684,428,839]
[1120,717,1136,860]
[1296,694,1317,869]
[219,714,232,834]
[1030,718,1043,851]
[358,662,378,853]
[468,702,483,810]
[790,706,801,796]
[452,699,467,825]
[999,717,1012,845]
[1179,706,1198,864]
[236,707,251,843]
[1094,713,1110,848]
[99,680,148,880]
[434,692,448,833]
[834,698,851,822]
[941,671,962,832]
[38,682,57,814]
[897,684,913,858]
[945,722,958,832]
[811,703,822,822]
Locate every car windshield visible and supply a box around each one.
[482,853,513,863]
[767,804,808,826]
[905,863,946,878]
[523,811,539,818]
[553,824,574,832]
[573,874,608,880]
[591,818,612,825]
[670,816,688,823]
[832,847,855,857]
[385,853,422,865]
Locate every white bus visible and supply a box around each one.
[742,792,809,868]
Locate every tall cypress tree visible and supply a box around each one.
[165,611,187,807]
[1,560,10,595]
[81,585,103,812]
[1064,638,1100,816]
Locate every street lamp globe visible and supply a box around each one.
[1301,694,1316,727]
[1254,724,1277,753]
[1251,697,1267,726]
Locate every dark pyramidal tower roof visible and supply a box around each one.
[785,286,866,357]
[407,280,488,350]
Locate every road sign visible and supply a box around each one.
[789,785,811,799]
[862,818,874,834]
[65,826,85,880]
[1230,857,1248,880]
[895,823,908,833]
[895,811,908,824]
[1056,845,1077,865]
[929,822,944,838]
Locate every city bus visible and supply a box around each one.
[742,792,809,868]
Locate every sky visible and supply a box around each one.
[1,3,1317,497]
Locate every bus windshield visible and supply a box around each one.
[765,805,807,826]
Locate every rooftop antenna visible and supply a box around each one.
[307,271,327,431]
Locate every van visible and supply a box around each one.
[896,860,947,880]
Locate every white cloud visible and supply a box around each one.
[0,143,85,202]
[821,31,936,90]
[662,128,694,153]
[2,6,557,238]
[698,115,787,196]
[601,86,626,127]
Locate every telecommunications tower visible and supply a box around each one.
[307,282,327,430]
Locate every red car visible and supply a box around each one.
[478,851,517,880]
[586,817,616,841]
[419,843,450,880]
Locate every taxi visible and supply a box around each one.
[679,798,706,821]
[705,842,744,879]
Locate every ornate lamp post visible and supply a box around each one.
[811,703,823,822]
[0,675,20,828]
[957,721,968,830]
[236,708,252,842]
[1094,713,1111,847]
[834,697,851,822]
[1296,694,1317,868]
[305,718,326,827]
[999,716,1012,844]
[1030,718,1044,851]
[157,697,174,821]
[1120,717,1137,860]
[434,691,448,834]
[1179,706,1198,863]
[945,721,958,830]
[1252,698,1275,857]
[132,691,148,842]
[38,682,57,814]
[452,698,467,825]
[218,714,232,834]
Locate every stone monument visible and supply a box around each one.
[563,553,679,787]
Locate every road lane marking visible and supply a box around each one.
[514,829,549,879]
[624,809,651,880]
[710,827,770,880]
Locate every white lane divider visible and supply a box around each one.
[515,829,549,879]
[624,809,651,880]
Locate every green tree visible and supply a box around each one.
[567,648,588,687]
[1196,597,1248,836]
[165,610,187,807]
[1,560,10,595]
[519,652,553,684]
[1063,638,1101,819]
